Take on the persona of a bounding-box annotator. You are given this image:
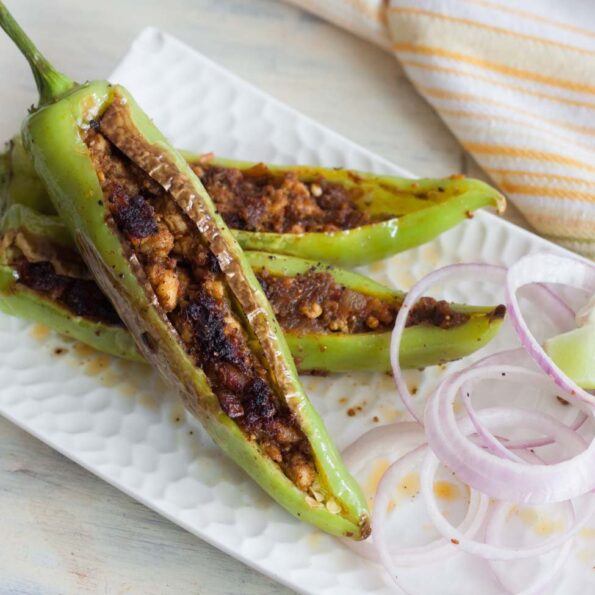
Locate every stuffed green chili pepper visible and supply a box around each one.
[2,136,506,268]
[0,203,505,371]
[1,3,370,538]
[0,203,142,360]
[187,155,505,267]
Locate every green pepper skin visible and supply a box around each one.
[1,197,68,247]
[187,155,505,267]
[1,135,56,215]
[1,4,369,538]
[0,204,504,373]
[2,138,505,267]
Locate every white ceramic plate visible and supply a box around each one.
[0,29,592,595]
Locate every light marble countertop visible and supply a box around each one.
[0,1,530,594]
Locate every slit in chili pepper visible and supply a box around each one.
[255,269,471,335]
[85,125,318,492]
[191,163,387,233]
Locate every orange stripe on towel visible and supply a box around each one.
[418,86,595,139]
[486,168,595,188]
[401,59,595,112]
[393,43,595,96]
[497,182,595,204]
[465,142,595,174]
[462,0,595,40]
[391,7,595,57]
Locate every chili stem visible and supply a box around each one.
[0,1,74,105]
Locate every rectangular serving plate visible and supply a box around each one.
[0,28,591,595]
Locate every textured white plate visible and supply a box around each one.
[1,29,593,595]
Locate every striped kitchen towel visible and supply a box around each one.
[286,0,595,257]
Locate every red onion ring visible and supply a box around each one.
[340,423,425,562]
[420,444,595,560]
[341,422,424,471]
[390,263,506,423]
[373,445,488,570]
[389,261,577,425]
[461,349,588,455]
[425,368,594,503]
[461,367,553,463]
[349,252,595,593]
[506,253,595,410]
[520,283,576,332]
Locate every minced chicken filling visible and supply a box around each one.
[256,269,470,334]
[191,162,384,233]
[16,259,122,325]
[85,127,316,492]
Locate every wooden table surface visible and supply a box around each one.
[0,1,530,593]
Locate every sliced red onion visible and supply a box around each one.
[460,364,551,463]
[485,500,574,595]
[520,283,576,332]
[341,422,424,471]
[506,253,595,409]
[389,263,506,423]
[425,368,595,503]
[460,349,588,455]
[463,385,589,456]
[345,253,595,592]
[373,445,488,571]
[340,423,425,562]
[420,444,595,560]
[389,260,576,425]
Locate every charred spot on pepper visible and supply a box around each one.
[17,260,64,295]
[109,188,159,238]
[182,293,242,367]
[243,377,277,425]
[206,250,221,274]
[140,331,157,353]
[61,277,122,325]
[489,304,507,320]
[15,260,122,325]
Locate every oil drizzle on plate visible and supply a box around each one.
[71,341,97,359]
[84,355,111,376]
[398,472,420,498]
[30,323,50,340]
[365,458,390,509]
[516,507,566,536]
[433,481,460,501]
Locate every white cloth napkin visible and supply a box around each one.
[286,0,595,257]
